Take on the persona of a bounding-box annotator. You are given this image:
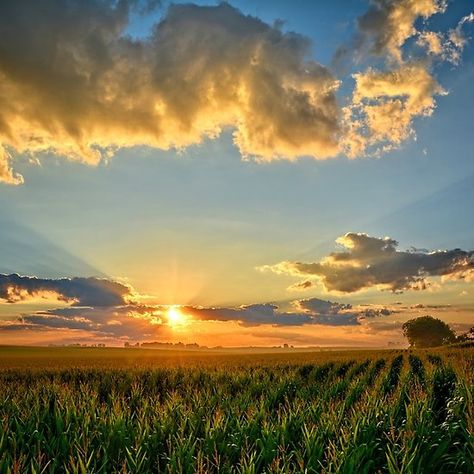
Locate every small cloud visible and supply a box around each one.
[354,0,446,63]
[343,63,446,157]
[292,297,352,314]
[287,280,315,291]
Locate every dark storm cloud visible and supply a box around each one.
[261,232,474,293]
[0,273,133,306]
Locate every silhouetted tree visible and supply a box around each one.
[402,316,456,348]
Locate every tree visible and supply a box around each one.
[456,327,474,343]
[402,316,456,348]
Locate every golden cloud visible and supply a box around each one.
[356,0,446,63]
[0,0,471,183]
[344,63,445,155]
[0,1,341,185]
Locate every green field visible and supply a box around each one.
[0,346,472,473]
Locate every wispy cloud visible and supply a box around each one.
[417,12,474,64]
[13,305,164,339]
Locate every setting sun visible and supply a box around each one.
[166,306,187,327]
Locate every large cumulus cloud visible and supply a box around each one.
[0,0,472,184]
[260,232,474,293]
[0,0,340,184]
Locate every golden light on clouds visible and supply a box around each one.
[2,0,471,184]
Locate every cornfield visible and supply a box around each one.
[0,347,472,473]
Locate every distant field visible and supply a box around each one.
[0,346,472,472]
[0,345,394,369]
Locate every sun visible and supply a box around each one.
[166,306,187,327]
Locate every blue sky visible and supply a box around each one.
[0,0,473,346]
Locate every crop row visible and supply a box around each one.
[0,352,472,473]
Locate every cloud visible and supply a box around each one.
[340,0,473,157]
[358,307,393,318]
[287,280,316,291]
[355,0,446,63]
[0,322,47,332]
[0,300,341,339]
[0,1,472,183]
[0,286,391,338]
[185,297,381,327]
[0,147,23,185]
[12,305,164,339]
[183,303,313,327]
[292,298,360,326]
[0,0,340,185]
[417,31,444,56]
[0,274,134,306]
[0,269,421,344]
[344,63,445,156]
[417,13,474,64]
[446,13,474,64]
[292,297,352,314]
[17,313,100,332]
[260,232,474,293]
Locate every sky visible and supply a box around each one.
[0,0,473,347]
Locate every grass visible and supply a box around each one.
[0,346,472,473]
